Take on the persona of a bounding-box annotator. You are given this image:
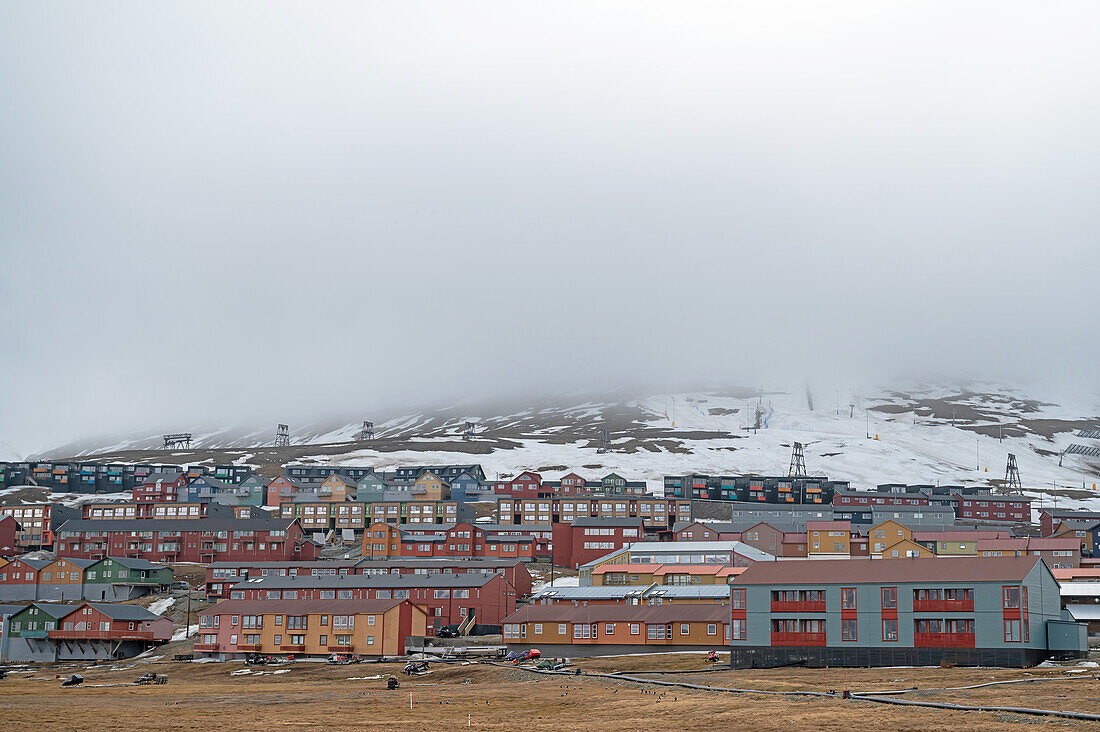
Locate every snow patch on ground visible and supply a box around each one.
[172,624,198,642]
[148,597,175,616]
[532,576,580,593]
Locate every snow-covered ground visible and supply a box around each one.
[148,597,175,616]
[19,383,1100,514]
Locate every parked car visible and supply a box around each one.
[436,626,459,638]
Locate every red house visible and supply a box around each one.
[227,571,516,633]
[0,555,50,592]
[494,471,545,498]
[0,514,18,555]
[204,557,534,599]
[396,522,547,561]
[54,512,319,564]
[954,494,1031,522]
[132,470,190,503]
[552,517,645,569]
[52,602,173,642]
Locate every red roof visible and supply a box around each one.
[1053,568,1100,580]
[652,564,728,576]
[733,556,1041,585]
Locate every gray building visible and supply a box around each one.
[729,555,1084,667]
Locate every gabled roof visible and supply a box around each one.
[79,603,165,621]
[15,602,81,619]
[47,557,97,569]
[98,556,170,571]
[734,555,1042,585]
[9,556,51,570]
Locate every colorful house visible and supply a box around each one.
[502,603,731,656]
[194,598,426,659]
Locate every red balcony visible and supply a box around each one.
[771,600,826,612]
[236,644,262,652]
[49,629,156,641]
[327,645,356,652]
[280,644,305,652]
[913,599,974,613]
[771,632,826,647]
[193,643,218,652]
[914,632,975,648]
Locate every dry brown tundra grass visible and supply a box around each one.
[0,655,1096,731]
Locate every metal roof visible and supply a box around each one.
[734,555,1041,585]
[532,586,646,601]
[642,585,731,599]
[199,598,404,616]
[503,603,729,624]
[1065,604,1100,621]
[85,603,165,621]
[234,573,496,589]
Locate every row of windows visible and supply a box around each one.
[502,622,722,639]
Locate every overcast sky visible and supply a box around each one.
[1,2,1098,455]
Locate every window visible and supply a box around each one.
[630,623,640,635]
[842,619,857,641]
[558,623,567,635]
[1004,619,1021,642]
[881,587,897,609]
[882,619,898,641]
[573,624,591,639]
[707,624,717,636]
[841,588,857,610]
[731,619,746,641]
[679,624,689,636]
[731,588,746,609]
[1003,586,1020,609]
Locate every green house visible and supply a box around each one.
[233,473,268,507]
[84,558,173,601]
[5,603,77,639]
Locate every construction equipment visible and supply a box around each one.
[60,674,84,687]
[274,424,290,447]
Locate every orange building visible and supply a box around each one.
[194,598,426,659]
[806,520,851,558]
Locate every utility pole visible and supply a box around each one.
[976,438,980,471]
[185,589,192,638]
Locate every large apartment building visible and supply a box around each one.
[728,556,1085,667]
[496,497,691,533]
